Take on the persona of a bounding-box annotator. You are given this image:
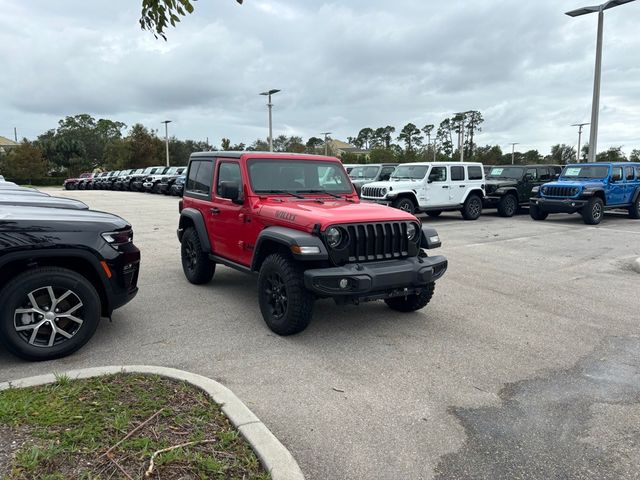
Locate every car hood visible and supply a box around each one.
[256,197,416,231]
[486,179,518,187]
[0,205,129,232]
[0,195,89,210]
[362,179,422,193]
[542,180,604,188]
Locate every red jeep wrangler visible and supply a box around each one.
[177,152,448,335]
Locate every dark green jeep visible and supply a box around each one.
[483,165,561,217]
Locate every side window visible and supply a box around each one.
[186,160,214,196]
[636,167,640,179]
[525,168,538,180]
[538,167,551,181]
[625,167,634,181]
[428,166,447,182]
[380,167,395,181]
[216,162,241,194]
[450,166,465,181]
[467,166,483,180]
[611,167,623,182]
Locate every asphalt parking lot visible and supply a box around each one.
[2,189,639,480]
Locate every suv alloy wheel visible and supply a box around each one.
[181,228,216,284]
[629,195,640,219]
[392,197,416,214]
[461,194,482,220]
[582,197,604,225]
[497,194,518,217]
[0,267,101,361]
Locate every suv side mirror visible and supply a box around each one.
[219,181,243,204]
[524,173,534,181]
[611,173,621,182]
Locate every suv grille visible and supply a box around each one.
[343,222,411,262]
[361,186,386,198]
[542,186,579,197]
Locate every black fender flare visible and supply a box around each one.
[632,187,640,203]
[420,226,442,249]
[251,226,328,271]
[178,208,211,253]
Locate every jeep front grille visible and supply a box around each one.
[361,186,385,198]
[343,222,411,262]
[542,186,579,198]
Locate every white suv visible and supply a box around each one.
[361,162,486,220]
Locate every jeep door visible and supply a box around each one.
[211,160,250,265]
[448,165,466,204]
[426,165,449,206]
[608,167,625,204]
[184,158,217,249]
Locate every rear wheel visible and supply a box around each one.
[258,254,313,335]
[529,204,548,220]
[629,194,640,219]
[0,267,101,361]
[181,227,215,284]
[582,197,604,225]
[385,283,435,312]
[392,197,416,214]
[461,194,482,220]
[497,194,518,217]
[426,210,442,218]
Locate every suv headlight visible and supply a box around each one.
[326,227,342,248]
[102,229,133,248]
[407,223,418,240]
[381,187,388,196]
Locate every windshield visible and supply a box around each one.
[248,159,353,194]
[560,165,609,179]
[143,167,153,174]
[488,167,524,179]
[391,165,429,180]
[349,165,381,180]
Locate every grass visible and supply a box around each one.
[0,373,270,479]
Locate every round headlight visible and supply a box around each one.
[381,187,388,196]
[407,223,418,240]
[326,227,342,248]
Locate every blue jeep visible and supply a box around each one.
[529,162,640,225]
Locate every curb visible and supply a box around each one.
[0,365,304,480]
[632,258,640,274]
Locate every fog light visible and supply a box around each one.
[339,278,349,289]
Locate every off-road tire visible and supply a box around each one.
[181,227,215,284]
[629,194,640,219]
[392,197,416,214]
[384,282,435,312]
[497,194,518,217]
[258,253,313,336]
[582,197,604,225]
[426,210,442,218]
[529,204,548,221]
[461,194,482,220]
[0,267,101,361]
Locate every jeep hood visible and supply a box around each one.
[363,179,421,192]
[486,179,517,188]
[257,198,416,231]
[543,180,603,188]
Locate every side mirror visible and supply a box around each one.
[554,173,560,179]
[524,174,534,181]
[219,181,243,204]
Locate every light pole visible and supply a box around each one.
[161,120,171,167]
[571,123,590,162]
[321,132,332,156]
[510,143,519,165]
[260,89,280,152]
[565,0,636,162]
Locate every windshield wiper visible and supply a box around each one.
[299,189,355,202]
[255,189,305,199]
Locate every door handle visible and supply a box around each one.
[459,185,466,188]
[210,207,220,215]
[442,186,449,189]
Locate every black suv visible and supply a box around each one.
[483,164,561,217]
[0,204,140,361]
[348,163,397,195]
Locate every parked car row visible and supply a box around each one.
[353,161,640,225]
[0,178,140,361]
[63,166,187,196]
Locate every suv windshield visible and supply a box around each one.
[391,165,428,180]
[561,165,609,179]
[487,167,524,179]
[248,159,352,194]
[349,166,380,180]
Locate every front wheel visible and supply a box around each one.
[497,194,518,217]
[392,197,416,214]
[385,283,435,312]
[0,267,101,361]
[258,254,313,335]
[529,204,548,221]
[461,195,482,220]
[582,197,604,225]
[629,195,640,219]
[181,227,215,284]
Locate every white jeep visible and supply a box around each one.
[361,162,486,220]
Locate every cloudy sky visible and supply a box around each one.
[1,0,638,154]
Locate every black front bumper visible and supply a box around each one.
[530,197,587,213]
[158,183,170,193]
[103,244,141,314]
[304,255,447,299]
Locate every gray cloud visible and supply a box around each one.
[0,0,638,154]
